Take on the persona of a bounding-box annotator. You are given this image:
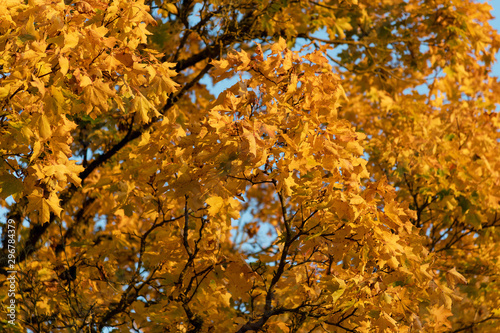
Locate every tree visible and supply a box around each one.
[0,0,499,331]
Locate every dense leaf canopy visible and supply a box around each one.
[0,0,499,332]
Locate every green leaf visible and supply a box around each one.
[304,231,323,241]
[465,213,481,229]
[68,241,92,248]
[457,195,471,213]
[444,133,455,141]
[0,174,23,199]
[18,34,36,42]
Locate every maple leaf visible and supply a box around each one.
[1,0,499,332]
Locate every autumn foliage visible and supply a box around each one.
[0,0,499,332]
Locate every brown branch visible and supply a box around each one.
[236,184,295,332]
[451,316,500,333]
[97,265,161,330]
[183,195,193,258]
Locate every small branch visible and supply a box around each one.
[451,316,500,333]
[277,189,291,237]
[183,195,193,258]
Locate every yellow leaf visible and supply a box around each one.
[31,76,46,96]
[381,312,397,328]
[26,15,39,39]
[270,37,287,54]
[138,130,150,147]
[431,305,453,328]
[62,32,79,52]
[0,84,10,99]
[80,75,92,88]
[166,3,177,14]
[27,192,50,223]
[31,140,42,162]
[220,291,231,307]
[282,175,296,197]
[242,129,257,157]
[386,256,399,269]
[281,133,298,150]
[59,56,69,75]
[46,193,63,218]
[350,195,364,205]
[206,196,224,216]
[446,268,467,286]
[306,51,327,66]
[39,114,52,139]
[133,94,151,123]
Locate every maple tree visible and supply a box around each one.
[0,0,499,332]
